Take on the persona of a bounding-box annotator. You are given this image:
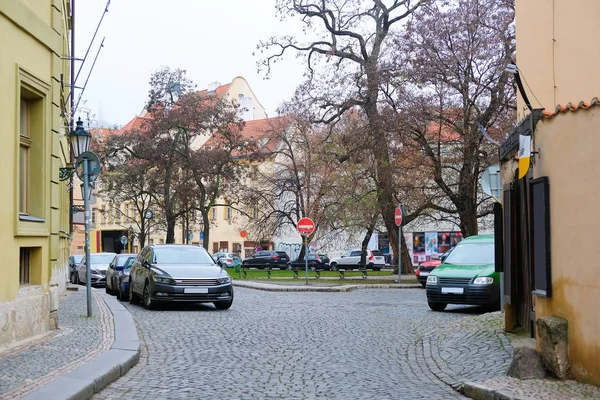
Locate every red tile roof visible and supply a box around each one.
[542,97,599,118]
[197,83,231,98]
[204,116,292,156]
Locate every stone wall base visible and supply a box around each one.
[0,286,51,348]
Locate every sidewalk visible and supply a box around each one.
[0,287,139,400]
[233,274,421,292]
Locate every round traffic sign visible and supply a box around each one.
[75,151,101,182]
[394,207,403,227]
[297,217,315,236]
[120,235,128,245]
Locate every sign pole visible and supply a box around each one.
[394,206,404,283]
[84,157,92,318]
[304,236,309,285]
[398,224,402,283]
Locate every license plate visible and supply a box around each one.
[441,287,464,294]
[184,288,208,294]
[420,271,430,277]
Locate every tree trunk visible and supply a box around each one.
[165,216,176,244]
[458,198,479,237]
[360,226,374,267]
[201,210,210,250]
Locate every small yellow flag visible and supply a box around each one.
[518,135,531,179]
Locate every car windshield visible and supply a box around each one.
[72,254,84,263]
[153,247,215,265]
[443,242,494,265]
[90,254,117,264]
[116,254,136,267]
[371,250,383,256]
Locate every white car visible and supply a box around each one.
[77,252,117,286]
[329,249,386,271]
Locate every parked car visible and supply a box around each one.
[416,248,454,288]
[129,244,233,310]
[213,252,242,269]
[329,249,385,271]
[287,254,330,270]
[116,256,136,301]
[242,250,290,269]
[69,254,84,284]
[106,253,137,295]
[426,235,498,311]
[76,252,117,287]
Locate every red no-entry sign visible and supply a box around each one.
[297,217,315,236]
[394,207,403,227]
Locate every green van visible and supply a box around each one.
[425,234,499,311]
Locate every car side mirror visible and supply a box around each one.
[142,260,150,268]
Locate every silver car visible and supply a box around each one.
[77,252,117,287]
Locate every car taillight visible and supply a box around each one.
[316,256,321,262]
[369,252,374,260]
[226,258,232,262]
[273,255,279,261]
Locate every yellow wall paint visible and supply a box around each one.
[515,1,600,119]
[532,113,600,384]
[0,1,70,305]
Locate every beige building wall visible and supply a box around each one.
[532,111,600,384]
[515,1,600,119]
[513,0,600,384]
[0,0,71,347]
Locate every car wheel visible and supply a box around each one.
[264,263,270,270]
[420,282,427,288]
[116,285,122,300]
[330,263,338,271]
[142,281,155,310]
[105,281,112,295]
[428,301,447,311]
[214,300,232,310]
[121,285,130,302]
[373,267,381,272]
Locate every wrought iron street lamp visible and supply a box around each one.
[62,117,101,318]
[70,117,90,159]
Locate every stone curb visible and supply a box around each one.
[233,281,422,292]
[21,292,140,400]
[463,382,517,400]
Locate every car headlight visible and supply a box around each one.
[473,277,494,285]
[91,270,100,275]
[426,275,438,284]
[152,275,174,284]
[217,276,231,284]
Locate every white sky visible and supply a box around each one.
[75,0,307,127]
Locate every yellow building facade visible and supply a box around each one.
[501,0,600,384]
[0,1,72,346]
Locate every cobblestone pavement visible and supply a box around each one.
[95,288,512,400]
[465,377,600,399]
[0,290,114,400]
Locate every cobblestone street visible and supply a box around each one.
[94,288,511,399]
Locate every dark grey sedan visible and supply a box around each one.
[129,244,233,310]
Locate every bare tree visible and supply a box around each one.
[258,0,425,267]
[388,0,516,236]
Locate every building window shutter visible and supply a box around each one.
[530,177,552,297]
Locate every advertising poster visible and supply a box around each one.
[425,232,438,258]
[412,232,426,264]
